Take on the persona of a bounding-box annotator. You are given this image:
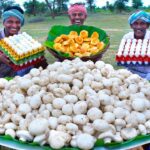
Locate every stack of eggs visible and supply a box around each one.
[0,32,45,71]
[116,39,150,66]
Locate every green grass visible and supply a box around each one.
[0,13,132,69]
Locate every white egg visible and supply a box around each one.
[147,51,150,57]
[141,51,146,57]
[123,51,128,57]
[138,39,142,43]
[129,52,134,57]
[127,39,131,43]
[135,51,140,57]
[117,52,122,56]
[132,39,137,43]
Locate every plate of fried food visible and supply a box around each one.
[45,25,110,62]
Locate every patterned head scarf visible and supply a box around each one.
[2,9,24,26]
[128,10,150,25]
[68,3,87,17]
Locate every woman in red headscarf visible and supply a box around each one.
[68,2,87,25]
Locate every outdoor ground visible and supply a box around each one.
[0,13,132,69]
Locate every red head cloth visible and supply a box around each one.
[68,4,87,17]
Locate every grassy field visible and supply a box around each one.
[0,13,132,69]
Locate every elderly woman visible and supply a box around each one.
[122,10,150,80]
[0,6,47,78]
[68,3,87,25]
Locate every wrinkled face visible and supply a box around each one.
[69,11,87,25]
[3,16,21,36]
[131,19,149,39]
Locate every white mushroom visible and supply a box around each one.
[114,119,126,131]
[18,103,31,115]
[58,115,72,125]
[5,129,16,138]
[33,134,47,146]
[93,119,110,132]
[48,130,71,149]
[16,130,33,142]
[83,123,95,135]
[98,130,115,143]
[103,112,115,123]
[64,95,78,103]
[28,118,48,136]
[138,124,147,135]
[132,98,146,111]
[76,133,96,150]
[0,78,8,89]
[121,128,138,140]
[62,104,73,115]
[73,101,87,115]
[48,117,58,129]
[66,123,78,135]
[73,115,89,125]
[52,98,66,109]
[87,107,102,121]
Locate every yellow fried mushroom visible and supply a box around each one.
[91,31,99,39]
[79,30,88,38]
[53,30,105,58]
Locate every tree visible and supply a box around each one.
[87,0,95,12]
[0,0,15,15]
[44,0,68,19]
[45,0,56,19]
[24,0,47,16]
[106,1,115,12]
[114,0,129,13]
[132,0,143,9]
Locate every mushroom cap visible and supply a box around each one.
[28,118,48,136]
[16,130,33,141]
[121,128,137,140]
[77,133,95,150]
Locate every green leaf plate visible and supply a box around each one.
[44,25,110,62]
[0,134,149,150]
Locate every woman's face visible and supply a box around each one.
[69,11,87,25]
[3,16,21,36]
[131,19,149,39]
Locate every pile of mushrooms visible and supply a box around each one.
[0,58,150,150]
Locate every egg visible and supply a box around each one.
[117,51,122,56]
[127,39,131,43]
[135,51,140,57]
[129,52,134,57]
[132,39,137,43]
[141,51,146,57]
[123,51,128,57]
[138,39,142,43]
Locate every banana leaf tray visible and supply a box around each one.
[44,25,110,62]
[0,134,149,150]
